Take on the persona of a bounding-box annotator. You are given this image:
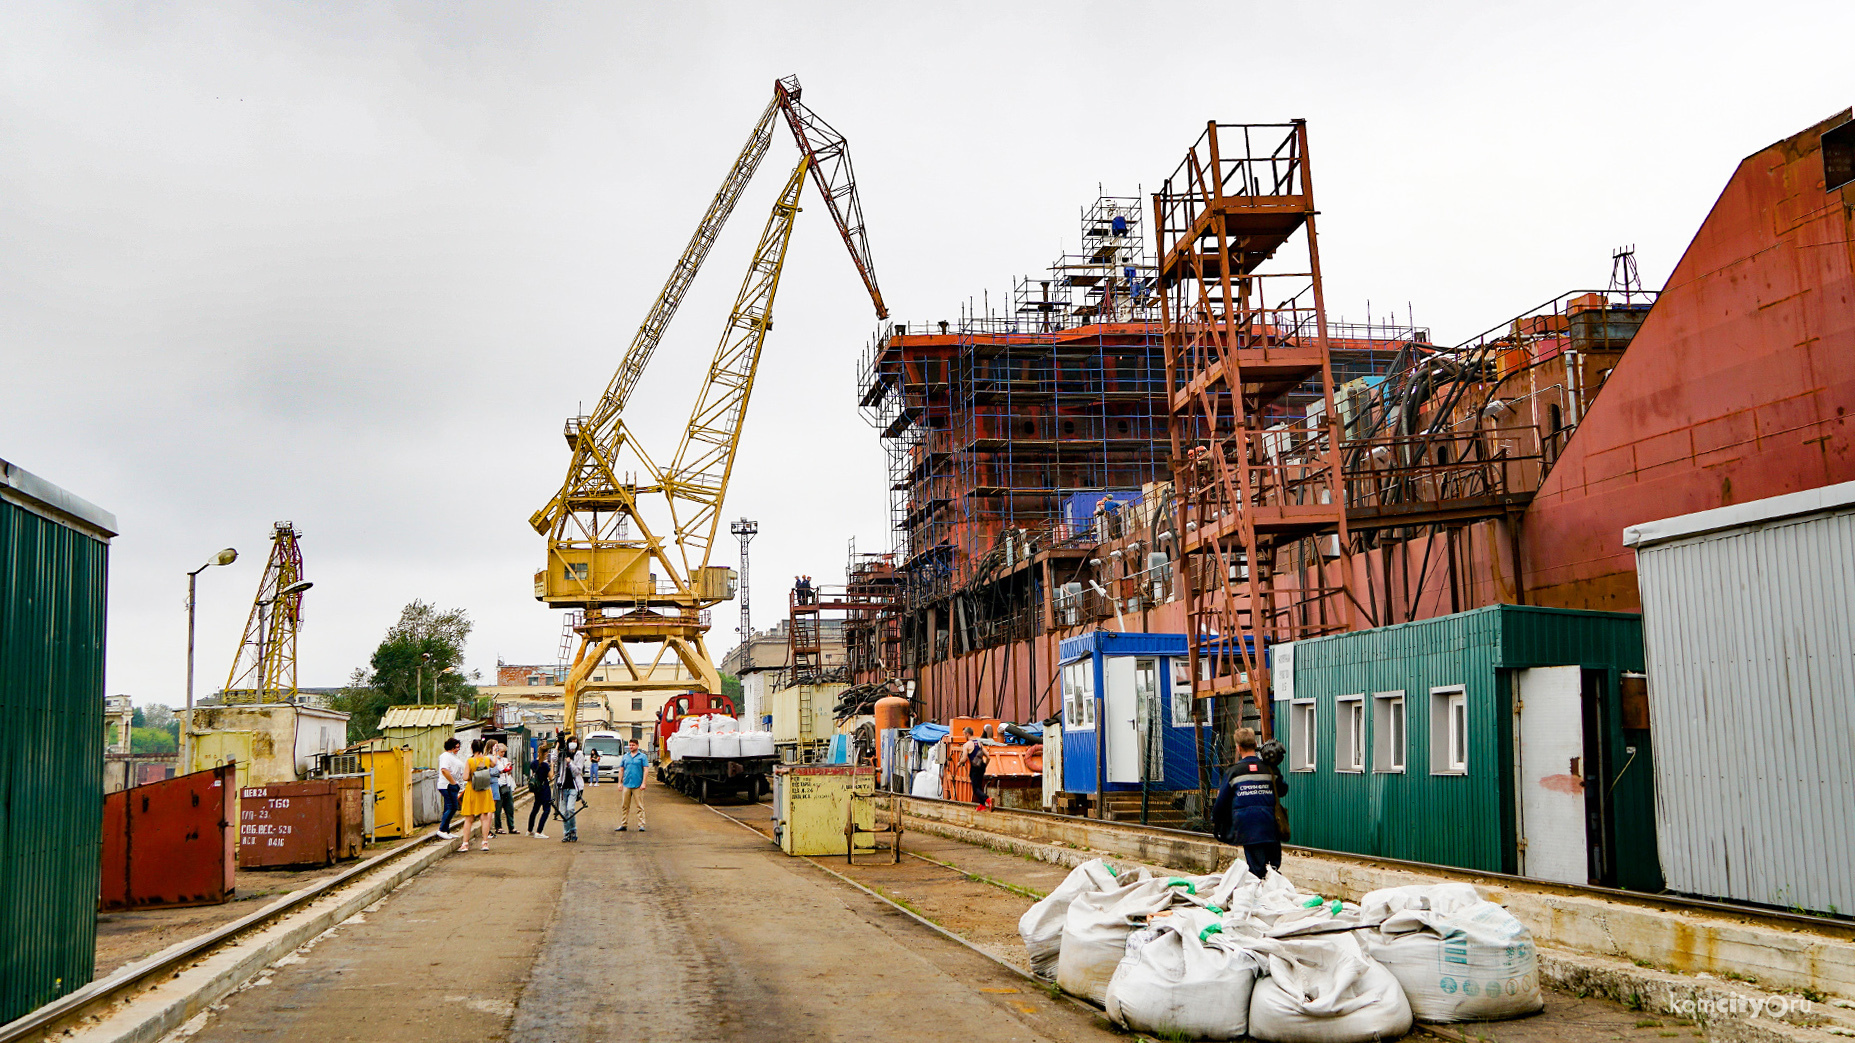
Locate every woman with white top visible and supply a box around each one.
[491,743,517,835]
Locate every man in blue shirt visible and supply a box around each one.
[613,738,650,833]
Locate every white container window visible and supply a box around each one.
[1063,661,1096,729]
[1430,686,1467,775]
[1170,659,1194,727]
[1372,692,1406,772]
[1289,699,1316,772]
[1336,696,1364,772]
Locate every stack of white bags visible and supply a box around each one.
[1018,860,1542,1042]
[666,714,776,761]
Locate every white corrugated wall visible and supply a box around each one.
[1636,507,1855,913]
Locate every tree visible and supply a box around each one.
[331,601,480,743]
[131,726,177,754]
[143,704,179,740]
[131,705,146,728]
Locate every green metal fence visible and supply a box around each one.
[1,468,114,1023]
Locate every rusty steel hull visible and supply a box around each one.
[100,765,237,910]
[1524,110,1855,610]
[239,781,339,869]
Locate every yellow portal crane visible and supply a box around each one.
[530,76,886,731]
[223,521,314,703]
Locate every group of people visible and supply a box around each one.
[434,734,653,849]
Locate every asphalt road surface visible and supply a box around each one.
[179,783,1120,1043]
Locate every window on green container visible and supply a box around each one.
[1336,696,1364,772]
[1429,686,1467,775]
[1372,692,1406,772]
[1289,699,1316,771]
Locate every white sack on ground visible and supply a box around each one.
[1360,885,1542,1023]
[1248,932,1413,1043]
[1105,914,1265,1040]
[1018,859,1129,980]
[1056,877,1177,1004]
[909,769,940,799]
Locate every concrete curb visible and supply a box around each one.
[58,837,456,1043]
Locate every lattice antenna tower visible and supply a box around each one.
[1609,245,1643,303]
[223,522,312,703]
[730,518,758,645]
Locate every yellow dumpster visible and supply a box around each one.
[359,746,414,839]
[775,765,875,856]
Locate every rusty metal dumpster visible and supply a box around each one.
[239,782,339,868]
[335,775,365,859]
[100,765,237,909]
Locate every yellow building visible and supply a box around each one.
[484,659,701,743]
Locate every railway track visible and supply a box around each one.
[0,832,450,1043]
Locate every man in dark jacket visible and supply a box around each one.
[1212,727,1288,879]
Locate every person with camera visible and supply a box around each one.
[1212,727,1290,879]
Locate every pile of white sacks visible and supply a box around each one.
[665,714,776,761]
[1019,860,1542,1042]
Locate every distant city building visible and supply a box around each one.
[718,619,846,726]
[103,694,133,755]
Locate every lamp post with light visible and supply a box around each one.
[183,548,239,769]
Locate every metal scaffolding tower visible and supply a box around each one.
[1155,121,1359,746]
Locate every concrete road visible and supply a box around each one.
[180,785,1118,1043]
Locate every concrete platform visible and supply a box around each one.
[159,786,1122,1043]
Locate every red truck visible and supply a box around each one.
[653,691,776,803]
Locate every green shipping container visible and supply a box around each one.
[1273,604,1660,892]
[0,460,116,1022]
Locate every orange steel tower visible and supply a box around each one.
[1155,121,1358,742]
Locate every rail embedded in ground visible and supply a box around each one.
[0,833,445,1043]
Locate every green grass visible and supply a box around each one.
[1636,1019,1663,1028]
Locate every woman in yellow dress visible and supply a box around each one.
[457,739,497,852]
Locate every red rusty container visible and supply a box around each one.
[100,764,237,910]
[239,781,339,868]
[335,776,365,860]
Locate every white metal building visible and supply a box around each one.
[1624,481,1855,914]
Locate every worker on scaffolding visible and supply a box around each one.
[796,574,815,605]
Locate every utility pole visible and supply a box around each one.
[729,518,758,646]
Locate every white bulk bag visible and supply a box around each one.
[1056,878,1177,1004]
[1018,859,1128,980]
[909,768,941,799]
[708,732,743,758]
[739,731,775,757]
[1248,932,1413,1043]
[1106,916,1266,1040]
[678,716,701,735]
[680,733,712,758]
[1360,886,1542,1022]
[711,714,738,734]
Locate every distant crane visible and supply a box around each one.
[530,76,886,731]
[222,522,314,703]
[730,518,758,646]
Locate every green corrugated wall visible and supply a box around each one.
[0,498,107,1022]
[1276,605,1660,889]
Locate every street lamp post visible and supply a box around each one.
[184,548,239,770]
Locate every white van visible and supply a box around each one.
[582,731,626,782]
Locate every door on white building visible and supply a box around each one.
[1515,666,1587,884]
[1104,657,1140,784]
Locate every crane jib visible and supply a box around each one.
[537,76,885,736]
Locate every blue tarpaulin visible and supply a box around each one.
[910,722,950,744]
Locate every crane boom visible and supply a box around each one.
[591,96,779,432]
[664,158,809,577]
[534,76,885,739]
[775,76,887,319]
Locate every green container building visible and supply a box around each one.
[0,459,116,1022]
[1273,604,1661,892]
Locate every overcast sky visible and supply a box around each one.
[3,2,1849,706]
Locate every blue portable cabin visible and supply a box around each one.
[1056,632,1204,794]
